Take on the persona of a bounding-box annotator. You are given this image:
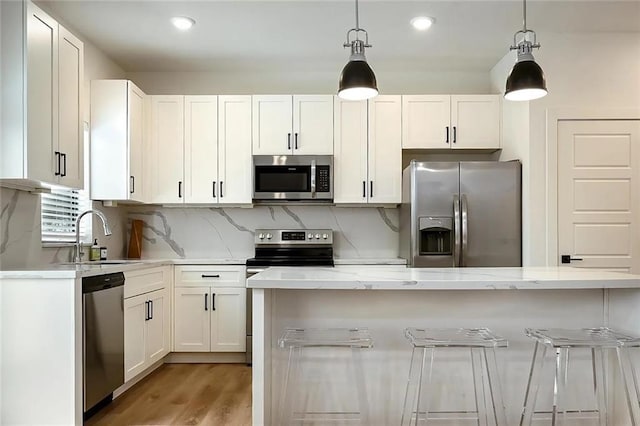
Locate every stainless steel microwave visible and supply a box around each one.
[253,155,333,202]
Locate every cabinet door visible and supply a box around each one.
[185,96,218,204]
[450,95,501,149]
[128,82,145,202]
[151,96,184,203]
[218,96,252,204]
[124,293,147,382]
[146,288,170,363]
[402,95,450,149]
[174,286,210,352]
[252,95,292,155]
[293,95,334,155]
[57,25,83,189]
[210,288,246,352]
[368,96,402,204]
[333,98,368,204]
[26,2,58,184]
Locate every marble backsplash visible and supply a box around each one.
[127,205,400,260]
[0,187,127,269]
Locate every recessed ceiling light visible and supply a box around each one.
[171,16,195,31]
[410,16,435,31]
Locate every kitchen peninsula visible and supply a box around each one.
[248,266,640,425]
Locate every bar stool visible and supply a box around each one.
[277,327,373,425]
[401,327,509,426]
[520,327,640,425]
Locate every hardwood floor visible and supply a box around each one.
[86,364,252,426]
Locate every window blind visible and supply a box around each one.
[41,185,92,243]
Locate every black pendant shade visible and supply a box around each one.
[338,60,378,100]
[505,59,547,101]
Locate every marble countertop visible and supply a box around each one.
[0,258,247,279]
[247,266,640,290]
[334,258,407,265]
[0,258,409,279]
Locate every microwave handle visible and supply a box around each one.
[310,159,316,198]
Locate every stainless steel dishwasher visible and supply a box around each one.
[83,272,125,415]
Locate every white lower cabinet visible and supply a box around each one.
[123,267,171,382]
[173,266,246,353]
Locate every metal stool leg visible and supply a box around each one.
[520,341,549,426]
[617,347,640,426]
[471,348,488,426]
[592,347,608,426]
[351,346,370,425]
[484,347,508,426]
[413,347,435,426]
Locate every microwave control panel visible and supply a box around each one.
[316,166,331,192]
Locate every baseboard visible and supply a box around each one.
[164,352,247,364]
[113,358,165,398]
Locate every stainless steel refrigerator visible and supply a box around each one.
[400,161,522,267]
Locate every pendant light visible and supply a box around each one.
[505,0,547,101]
[338,0,378,101]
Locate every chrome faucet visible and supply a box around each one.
[74,209,112,263]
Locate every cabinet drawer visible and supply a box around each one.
[124,266,170,298]
[175,265,245,288]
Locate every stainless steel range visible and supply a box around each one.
[245,228,334,364]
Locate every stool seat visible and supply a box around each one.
[526,326,640,348]
[278,327,373,349]
[405,327,508,348]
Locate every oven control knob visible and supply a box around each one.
[322,234,328,240]
[314,233,320,239]
[307,233,313,240]
[266,233,273,240]
[258,233,265,240]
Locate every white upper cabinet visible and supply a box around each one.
[57,26,83,189]
[334,96,402,205]
[292,95,334,155]
[184,96,218,204]
[218,96,253,205]
[91,80,146,202]
[450,95,501,149]
[150,95,184,204]
[1,1,84,190]
[252,95,333,156]
[150,96,252,205]
[252,95,293,155]
[368,95,402,204]
[401,94,501,150]
[333,98,368,203]
[25,2,58,185]
[402,95,450,149]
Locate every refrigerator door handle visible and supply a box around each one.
[453,195,461,267]
[461,194,469,267]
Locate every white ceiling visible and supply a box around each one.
[39,0,640,73]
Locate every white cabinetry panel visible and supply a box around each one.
[185,96,218,204]
[252,95,292,155]
[333,98,368,203]
[293,95,334,155]
[151,96,184,204]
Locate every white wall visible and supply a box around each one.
[491,32,640,266]
[0,21,128,269]
[127,69,491,95]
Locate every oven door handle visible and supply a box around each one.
[310,159,317,198]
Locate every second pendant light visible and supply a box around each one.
[338,0,378,101]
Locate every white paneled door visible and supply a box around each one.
[252,95,292,155]
[293,95,334,155]
[174,286,210,352]
[210,288,246,352]
[368,95,402,204]
[334,98,368,203]
[151,95,184,204]
[184,96,218,204]
[558,120,640,273]
[402,95,450,149]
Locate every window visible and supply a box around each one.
[41,122,92,244]
[41,186,92,243]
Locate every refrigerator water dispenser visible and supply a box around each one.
[418,217,453,255]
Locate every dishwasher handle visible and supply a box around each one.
[82,272,125,293]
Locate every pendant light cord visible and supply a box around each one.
[522,0,527,31]
[355,0,360,31]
